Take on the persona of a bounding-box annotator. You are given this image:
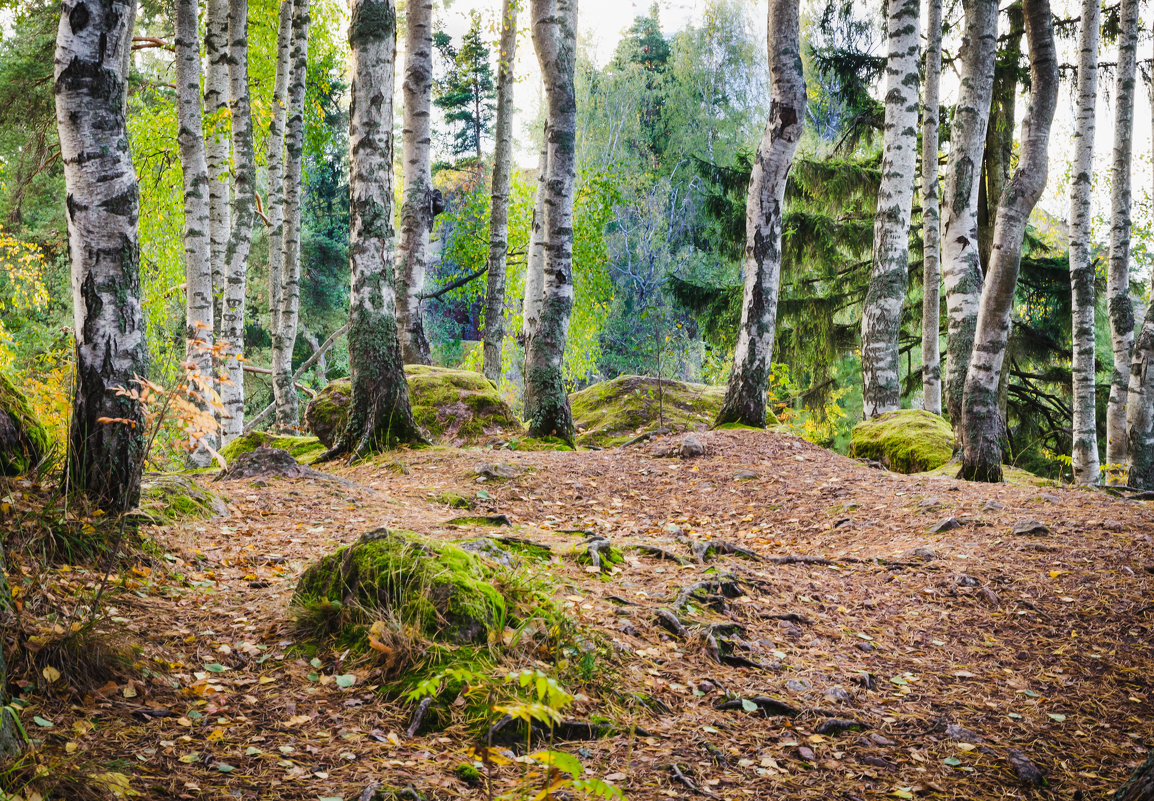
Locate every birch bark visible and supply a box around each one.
[959,0,1057,483]
[714,0,805,428]
[205,0,230,336]
[266,0,294,350]
[861,0,919,418]
[1127,59,1154,491]
[920,0,942,415]
[521,131,548,342]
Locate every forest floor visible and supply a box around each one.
[6,428,1154,801]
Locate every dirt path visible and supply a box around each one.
[14,429,1154,800]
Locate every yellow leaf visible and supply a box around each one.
[41,666,61,683]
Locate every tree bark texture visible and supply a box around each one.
[1113,750,1154,801]
[266,0,294,366]
[521,130,548,342]
[1068,0,1100,485]
[0,543,19,762]
[1106,0,1140,480]
[714,0,805,428]
[940,0,997,427]
[482,0,518,385]
[524,0,578,441]
[861,0,919,418]
[959,0,1057,483]
[56,0,149,511]
[396,0,434,366]
[920,0,943,415]
[205,0,230,337]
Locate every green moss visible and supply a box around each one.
[850,409,954,474]
[917,461,1058,487]
[305,379,351,448]
[503,435,575,452]
[454,763,482,786]
[715,422,766,431]
[136,474,227,524]
[219,432,326,465]
[0,371,50,476]
[432,491,472,509]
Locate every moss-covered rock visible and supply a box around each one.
[850,409,954,474]
[0,372,49,476]
[304,379,351,449]
[219,431,326,465]
[137,474,228,523]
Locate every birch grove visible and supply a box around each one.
[205,0,230,337]
[267,0,294,421]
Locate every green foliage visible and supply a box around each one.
[850,410,955,474]
[0,370,50,475]
[433,12,496,161]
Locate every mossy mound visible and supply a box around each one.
[219,431,326,465]
[304,379,351,449]
[918,461,1059,488]
[850,409,954,474]
[137,474,228,523]
[0,371,49,476]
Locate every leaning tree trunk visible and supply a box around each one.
[940,0,998,427]
[176,0,216,465]
[1068,0,1100,485]
[325,0,423,459]
[920,0,943,415]
[219,0,257,444]
[521,131,548,342]
[272,0,309,427]
[714,0,806,428]
[55,0,149,511]
[266,0,294,391]
[482,0,518,385]
[395,0,434,366]
[1106,0,1140,481]
[205,0,230,337]
[861,0,919,418]
[959,0,1057,483]
[524,0,579,442]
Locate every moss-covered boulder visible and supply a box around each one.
[219,431,326,465]
[850,409,954,474]
[304,379,351,449]
[137,474,228,523]
[0,372,49,476]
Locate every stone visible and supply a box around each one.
[909,547,938,561]
[955,574,979,587]
[823,686,852,704]
[1011,519,1051,537]
[733,470,758,480]
[474,463,523,480]
[679,434,705,459]
[1007,748,1045,787]
[216,447,347,484]
[944,723,984,743]
[982,500,1005,512]
[929,517,961,533]
[785,678,811,693]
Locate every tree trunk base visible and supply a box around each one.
[1115,751,1154,801]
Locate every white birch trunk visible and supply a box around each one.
[55,0,149,510]
[482,0,518,385]
[524,0,578,441]
[959,0,1057,483]
[920,0,942,415]
[266,0,294,346]
[205,0,230,337]
[1106,0,1140,480]
[714,0,805,428]
[272,0,309,427]
[395,0,434,366]
[1127,56,1154,491]
[1068,0,1100,485]
[521,131,548,341]
[861,0,919,418]
[940,0,997,426]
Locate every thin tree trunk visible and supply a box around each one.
[959,0,1057,483]
[0,541,18,762]
[482,0,518,385]
[396,0,434,366]
[1128,289,1154,490]
[301,326,328,384]
[524,0,578,441]
[861,0,919,418]
[714,0,806,428]
[205,0,230,338]
[176,0,217,465]
[272,0,309,426]
[325,0,423,459]
[220,0,256,444]
[266,0,294,352]
[1068,0,1100,485]
[940,0,998,427]
[1106,0,1140,481]
[522,131,548,342]
[56,0,149,511]
[920,0,943,415]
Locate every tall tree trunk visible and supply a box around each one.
[205,0,230,338]
[482,0,518,385]
[176,0,217,465]
[920,0,943,415]
[861,0,919,418]
[524,0,579,441]
[959,0,1057,483]
[521,131,548,342]
[940,0,998,426]
[272,0,309,426]
[714,0,806,428]
[266,0,294,371]
[220,0,256,444]
[1106,0,1140,481]
[1128,289,1154,490]
[1068,0,1100,485]
[56,0,149,511]
[326,0,423,458]
[395,0,434,366]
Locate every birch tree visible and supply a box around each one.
[1106,0,1140,479]
[266,0,293,409]
[482,0,518,384]
[55,0,149,509]
[205,0,230,335]
[714,0,805,428]
[1068,0,1100,485]
[959,0,1057,482]
[920,0,942,415]
[272,0,309,426]
[940,0,997,425]
[521,132,548,341]
[176,0,216,463]
[326,0,423,458]
[1127,62,1154,492]
[396,0,434,366]
[861,0,919,418]
[524,0,578,441]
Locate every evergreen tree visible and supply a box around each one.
[434,12,496,162]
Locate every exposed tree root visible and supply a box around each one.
[630,544,691,565]
[669,764,715,797]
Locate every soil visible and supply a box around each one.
[6,428,1154,800]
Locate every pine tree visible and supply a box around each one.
[434,11,496,162]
